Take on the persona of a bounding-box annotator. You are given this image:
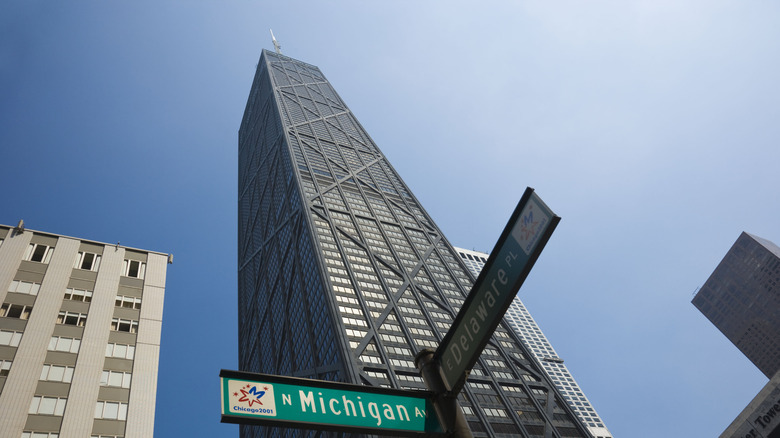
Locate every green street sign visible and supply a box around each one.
[435,187,560,394]
[220,370,444,436]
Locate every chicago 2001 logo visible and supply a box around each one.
[229,380,277,416]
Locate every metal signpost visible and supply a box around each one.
[434,187,560,394]
[220,369,444,436]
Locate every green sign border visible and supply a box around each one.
[434,187,560,394]
[220,369,444,436]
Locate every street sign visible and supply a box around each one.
[220,369,444,436]
[435,187,559,394]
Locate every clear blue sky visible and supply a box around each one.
[2,2,778,436]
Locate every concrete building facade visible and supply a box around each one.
[455,247,613,438]
[0,224,168,438]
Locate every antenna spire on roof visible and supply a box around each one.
[270,29,282,54]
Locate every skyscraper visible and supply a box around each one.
[0,223,169,438]
[238,49,591,437]
[456,247,613,438]
[692,232,780,378]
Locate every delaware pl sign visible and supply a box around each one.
[435,188,559,393]
[220,370,443,436]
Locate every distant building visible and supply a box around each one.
[719,370,780,438]
[237,49,592,437]
[692,232,780,378]
[0,223,168,438]
[456,247,614,438]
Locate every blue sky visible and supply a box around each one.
[2,2,778,436]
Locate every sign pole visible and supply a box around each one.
[415,350,473,438]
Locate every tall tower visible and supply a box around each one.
[238,50,591,437]
[456,247,613,438]
[0,224,168,437]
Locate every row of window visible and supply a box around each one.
[100,370,132,388]
[22,433,120,438]
[40,364,74,383]
[95,401,128,420]
[29,396,66,415]
[6,285,142,309]
[39,336,135,359]
[27,397,129,421]
[1,307,139,333]
[22,433,59,438]
[22,433,122,438]
[64,288,92,302]
[24,244,146,279]
[0,329,22,346]
[2,345,135,382]
[25,244,54,264]
[48,335,81,353]
[8,280,41,296]
[74,252,101,271]
[1,304,32,319]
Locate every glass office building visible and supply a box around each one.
[238,49,591,437]
[693,232,780,378]
[456,247,612,438]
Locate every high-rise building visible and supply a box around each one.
[0,223,169,438]
[692,232,780,378]
[718,370,780,438]
[456,247,613,438]
[238,49,591,437]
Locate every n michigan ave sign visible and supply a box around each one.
[220,370,443,436]
[435,187,560,393]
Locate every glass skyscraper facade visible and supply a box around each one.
[238,49,590,437]
[456,248,613,438]
[693,232,780,378]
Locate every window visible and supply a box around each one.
[105,343,135,360]
[100,370,131,388]
[57,311,87,327]
[94,401,128,420]
[25,244,53,263]
[1,303,32,319]
[122,260,145,279]
[48,336,81,353]
[8,280,41,296]
[22,432,59,438]
[482,407,508,417]
[64,288,93,302]
[0,330,22,347]
[111,318,138,333]
[1,359,11,376]
[74,252,101,271]
[29,396,67,416]
[40,364,74,383]
[115,296,141,310]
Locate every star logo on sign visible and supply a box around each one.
[237,385,266,407]
[519,207,539,241]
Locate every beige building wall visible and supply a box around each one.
[0,225,168,438]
